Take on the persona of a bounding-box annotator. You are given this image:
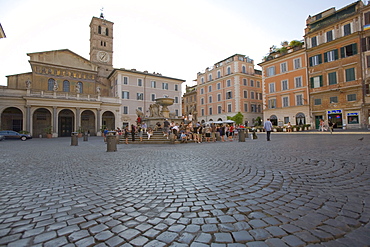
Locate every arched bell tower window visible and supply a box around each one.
[98,26,101,34]
[106,28,109,36]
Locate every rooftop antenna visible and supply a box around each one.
[100,7,104,19]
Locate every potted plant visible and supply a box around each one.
[44,126,52,138]
[77,126,83,138]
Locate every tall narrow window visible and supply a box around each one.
[98,26,102,34]
[345,68,355,82]
[294,58,301,69]
[282,80,288,90]
[77,82,83,94]
[328,72,337,85]
[217,70,221,78]
[123,106,128,114]
[269,83,275,93]
[105,28,109,36]
[138,79,142,87]
[296,94,303,106]
[311,36,318,47]
[280,62,287,73]
[123,77,128,85]
[151,81,156,88]
[227,67,231,75]
[48,78,55,91]
[151,94,156,101]
[295,77,302,88]
[175,84,178,91]
[343,23,351,36]
[283,96,289,107]
[242,66,246,73]
[63,80,70,92]
[218,105,222,114]
[122,91,129,99]
[326,30,333,42]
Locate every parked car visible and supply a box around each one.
[0,135,4,141]
[0,130,32,141]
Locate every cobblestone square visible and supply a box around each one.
[0,133,369,246]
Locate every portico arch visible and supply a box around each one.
[59,109,74,137]
[81,110,96,135]
[102,111,115,130]
[270,115,278,126]
[33,108,52,137]
[1,107,23,132]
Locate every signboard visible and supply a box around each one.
[327,109,342,114]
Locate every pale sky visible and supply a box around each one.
[0,0,358,91]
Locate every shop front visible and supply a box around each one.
[327,109,343,128]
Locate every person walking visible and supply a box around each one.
[263,118,273,141]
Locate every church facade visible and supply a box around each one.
[0,15,184,137]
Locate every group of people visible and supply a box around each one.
[319,119,336,133]
[103,118,277,143]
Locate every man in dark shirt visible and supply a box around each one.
[163,119,170,139]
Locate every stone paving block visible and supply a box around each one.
[194,233,212,244]
[265,238,289,247]
[249,229,272,241]
[44,236,68,247]
[33,230,57,244]
[75,236,96,247]
[105,235,125,247]
[119,228,141,241]
[0,233,22,245]
[7,237,32,247]
[57,225,80,236]
[156,231,178,243]
[23,227,45,238]
[95,230,114,241]
[232,231,254,242]
[68,230,90,242]
[282,234,306,247]
[130,236,149,246]
[143,239,167,247]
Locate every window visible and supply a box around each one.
[314,98,322,105]
[122,91,129,99]
[209,107,213,115]
[284,117,289,124]
[217,93,221,101]
[310,76,323,88]
[267,66,275,76]
[330,96,338,103]
[175,109,179,116]
[309,54,322,66]
[48,78,55,91]
[341,43,357,58]
[295,77,302,88]
[328,72,337,85]
[227,80,231,87]
[242,66,246,73]
[175,84,178,91]
[138,79,142,87]
[200,88,204,94]
[296,94,303,106]
[200,98,204,105]
[98,26,101,34]
[366,83,370,94]
[326,30,334,42]
[243,90,248,98]
[250,80,254,87]
[311,36,318,47]
[282,80,288,90]
[217,82,221,90]
[150,81,156,88]
[162,83,168,90]
[201,108,204,116]
[345,68,355,82]
[250,91,255,99]
[269,83,275,93]
[208,85,212,92]
[218,105,222,114]
[283,96,289,107]
[137,93,143,100]
[151,94,156,101]
[123,77,128,85]
[251,104,256,112]
[227,67,231,75]
[268,99,276,109]
[324,49,338,63]
[226,91,232,99]
[280,62,287,73]
[257,81,260,87]
[123,106,128,114]
[227,104,232,112]
[347,94,356,101]
[174,97,178,103]
[208,74,212,81]
[343,23,351,36]
[244,103,248,112]
[201,77,204,84]
[365,11,370,25]
[367,55,370,68]
[208,96,212,103]
[63,80,70,92]
[217,71,221,78]
[77,82,83,93]
[243,79,247,86]
[294,58,301,69]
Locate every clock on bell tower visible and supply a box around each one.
[89,14,114,78]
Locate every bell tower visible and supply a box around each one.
[89,12,114,79]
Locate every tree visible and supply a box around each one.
[227,112,244,125]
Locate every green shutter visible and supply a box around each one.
[353,43,357,55]
[340,47,345,58]
[318,54,322,64]
[310,77,314,88]
[319,75,323,87]
[324,52,328,63]
[309,57,313,67]
[334,49,339,60]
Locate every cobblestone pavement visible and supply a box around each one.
[0,133,369,247]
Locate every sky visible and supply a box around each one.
[0,0,360,91]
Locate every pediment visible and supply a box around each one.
[27,49,97,72]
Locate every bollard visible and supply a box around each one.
[71,132,78,146]
[238,128,245,142]
[216,132,221,141]
[169,133,175,144]
[83,131,88,142]
[107,131,117,152]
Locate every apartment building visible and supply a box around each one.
[258,43,310,127]
[108,69,184,126]
[182,85,197,119]
[305,1,364,129]
[196,54,262,126]
[360,3,370,128]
